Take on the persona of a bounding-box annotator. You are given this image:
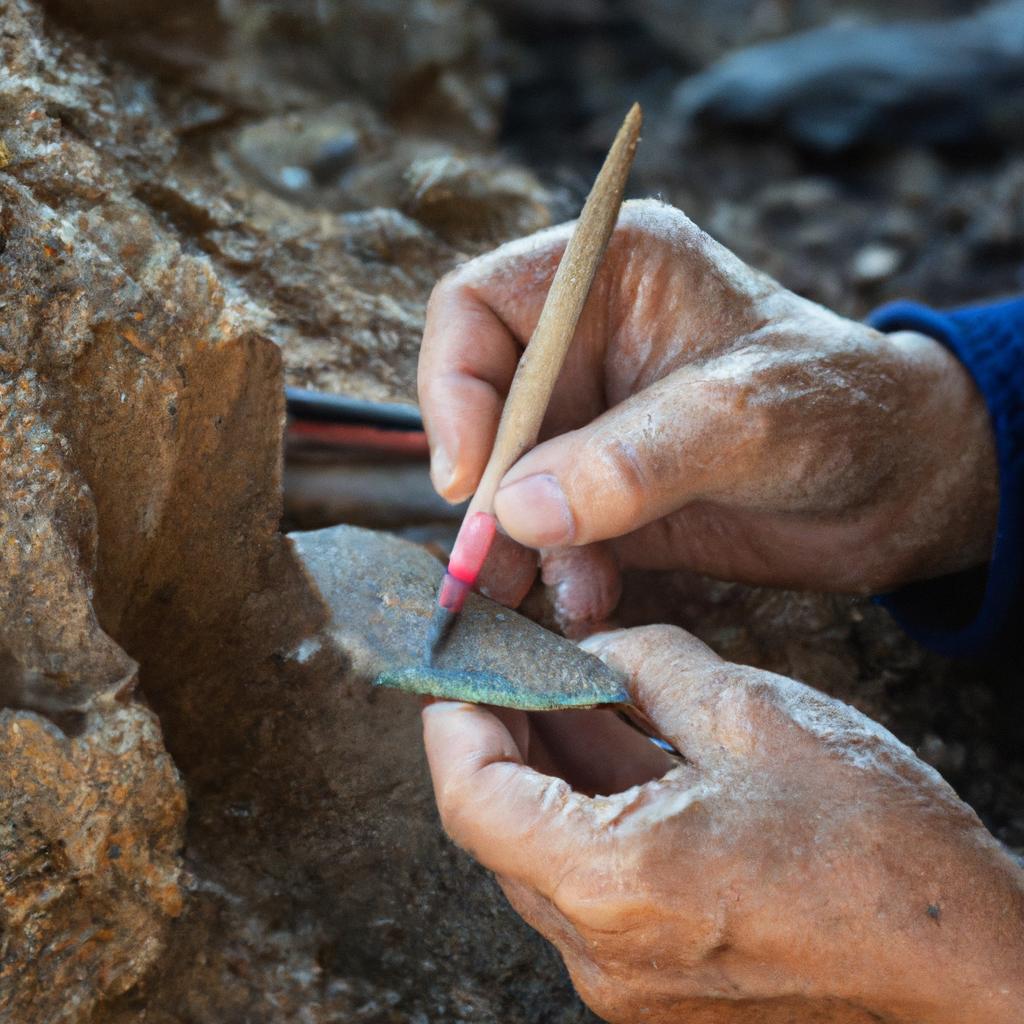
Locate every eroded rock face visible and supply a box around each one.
[0,705,185,1023]
[0,1,590,1021]
[0,0,279,1014]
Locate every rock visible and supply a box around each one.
[0,705,186,1023]
[0,369,137,718]
[633,0,798,67]
[966,158,1024,253]
[231,103,385,201]
[401,153,551,245]
[292,524,628,709]
[0,1,275,1015]
[0,3,593,1022]
[315,0,506,144]
[851,243,903,285]
[229,104,551,246]
[634,0,989,69]
[671,3,1024,151]
[890,149,945,207]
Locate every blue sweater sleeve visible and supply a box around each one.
[867,297,1024,658]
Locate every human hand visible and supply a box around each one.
[418,200,997,632]
[423,625,1024,1024]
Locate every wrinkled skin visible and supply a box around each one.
[423,626,1024,1023]
[418,198,997,632]
[417,200,1021,1021]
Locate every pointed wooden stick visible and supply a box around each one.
[426,103,643,660]
[470,101,643,514]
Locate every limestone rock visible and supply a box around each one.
[0,705,185,1023]
[401,153,551,246]
[670,3,1024,152]
[0,2,592,1022]
[316,0,505,143]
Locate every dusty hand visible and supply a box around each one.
[423,626,1024,1024]
[418,199,997,630]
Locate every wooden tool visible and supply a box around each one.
[426,102,642,661]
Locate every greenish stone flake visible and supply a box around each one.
[373,667,627,711]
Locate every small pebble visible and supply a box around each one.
[852,243,902,285]
[279,165,312,191]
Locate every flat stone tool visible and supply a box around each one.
[292,525,681,756]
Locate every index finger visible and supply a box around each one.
[422,700,598,895]
[417,225,572,503]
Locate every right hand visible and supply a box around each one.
[418,199,997,632]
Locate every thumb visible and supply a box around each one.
[422,701,600,893]
[579,625,756,767]
[492,370,739,549]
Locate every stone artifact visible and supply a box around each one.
[294,524,629,710]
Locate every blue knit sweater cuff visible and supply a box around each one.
[867,298,1024,657]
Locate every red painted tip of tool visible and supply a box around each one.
[427,512,497,660]
[447,511,497,586]
[437,572,471,614]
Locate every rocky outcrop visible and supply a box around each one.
[0,706,185,1023]
[0,1,583,1021]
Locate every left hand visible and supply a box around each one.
[422,626,1024,1023]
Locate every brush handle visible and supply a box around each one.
[467,102,643,518]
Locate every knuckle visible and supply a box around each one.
[634,623,693,660]
[430,264,466,298]
[596,623,671,673]
[551,872,605,928]
[553,872,637,937]
[593,436,652,520]
[570,966,636,1024]
[617,197,696,241]
[424,272,456,321]
[701,666,798,754]
[635,625,715,679]
[435,779,471,842]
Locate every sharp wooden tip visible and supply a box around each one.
[424,602,456,666]
[613,102,642,156]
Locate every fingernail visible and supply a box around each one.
[495,474,574,547]
[430,445,456,497]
